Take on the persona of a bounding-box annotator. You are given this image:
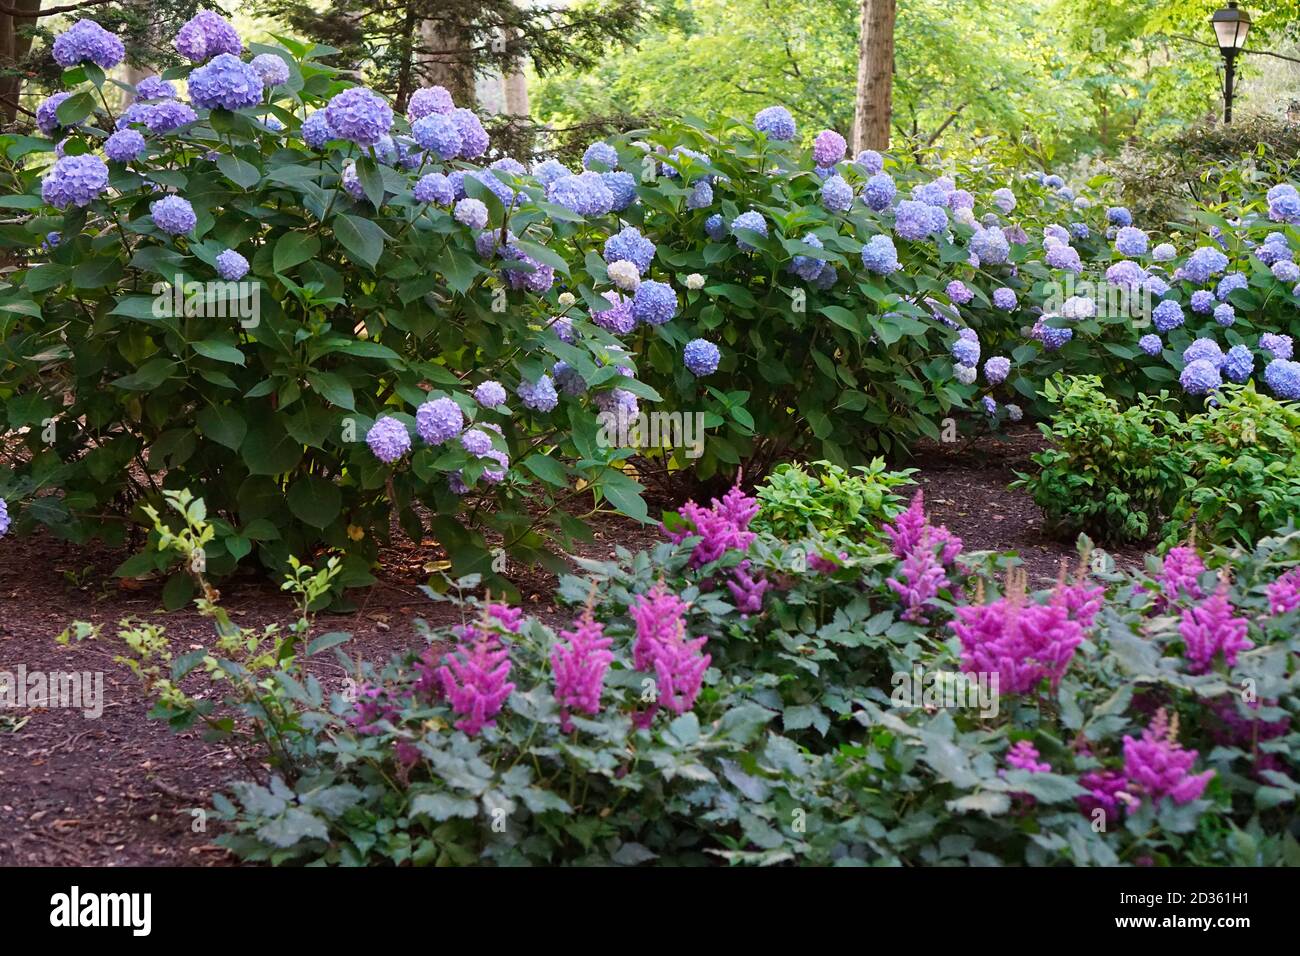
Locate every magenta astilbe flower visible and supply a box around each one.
[630,583,688,672]
[808,550,849,574]
[1052,580,1105,630]
[886,532,949,623]
[628,583,710,726]
[1159,544,1206,607]
[664,481,758,568]
[1076,770,1133,826]
[1266,567,1300,616]
[883,489,928,557]
[1122,709,1215,805]
[951,573,1084,695]
[651,628,710,718]
[348,683,402,735]
[437,626,516,736]
[1179,586,1252,673]
[551,608,614,732]
[1006,741,1051,773]
[726,559,770,616]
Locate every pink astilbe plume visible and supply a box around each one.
[726,559,771,616]
[1179,585,1252,674]
[437,617,516,736]
[884,490,929,558]
[808,550,849,574]
[1159,544,1207,607]
[551,606,614,732]
[1122,708,1215,805]
[664,480,759,568]
[1266,567,1300,616]
[950,569,1084,694]
[349,683,401,735]
[629,583,710,726]
[1006,741,1052,773]
[1076,770,1133,826]
[887,532,949,623]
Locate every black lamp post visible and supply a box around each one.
[1211,2,1252,123]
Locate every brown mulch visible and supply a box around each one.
[0,430,1144,866]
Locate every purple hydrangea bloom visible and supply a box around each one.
[416,397,463,444]
[860,234,899,274]
[949,189,975,211]
[472,381,507,408]
[367,416,411,462]
[1106,206,1132,227]
[789,233,826,281]
[731,210,767,250]
[453,198,489,230]
[36,92,72,136]
[1045,243,1083,273]
[143,101,197,133]
[811,129,847,167]
[41,154,108,209]
[602,170,637,211]
[754,105,795,140]
[1179,246,1229,283]
[821,174,853,213]
[299,110,333,149]
[325,87,393,146]
[855,149,883,174]
[450,108,488,158]
[1152,242,1176,261]
[215,249,249,281]
[592,291,635,334]
[1190,289,1215,313]
[993,287,1017,310]
[991,188,1016,213]
[686,179,713,210]
[912,181,949,208]
[1183,338,1224,367]
[1180,359,1221,395]
[135,76,175,102]
[946,280,973,305]
[552,361,585,396]
[460,428,493,457]
[517,375,559,412]
[632,279,677,325]
[951,336,980,367]
[704,214,726,241]
[0,498,8,537]
[895,199,943,241]
[550,316,575,344]
[411,113,462,159]
[470,168,517,209]
[970,225,1010,265]
[603,226,655,274]
[1115,226,1149,256]
[1264,359,1300,399]
[984,356,1011,385]
[407,86,454,121]
[1260,333,1294,360]
[250,53,290,87]
[188,53,264,111]
[502,245,555,293]
[174,11,241,62]
[683,338,720,377]
[53,19,125,69]
[546,172,613,216]
[1033,318,1074,350]
[1069,221,1090,240]
[1216,272,1248,301]
[532,158,570,187]
[582,141,618,170]
[862,172,896,211]
[1267,183,1300,223]
[1213,303,1235,327]
[1152,299,1185,333]
[340,162,365,199]
[1272,259,1300,283]
[1138,334,1163,356]
[1223,344,1254,383]
[104,128,145,163]
[414,172,454,205]
[150,195,197,235]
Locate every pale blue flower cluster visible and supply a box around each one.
[188,54,264,111]
[683,338,720,376]
[860,234,899,274]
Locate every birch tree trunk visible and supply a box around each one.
[852,0,896,153]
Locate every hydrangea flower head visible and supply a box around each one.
[215,249,249,281]
[1045,243,1083,273]
[413,172,454,205]
[1222,344,1254,383]
[731,210,767,250]
[173,11,241,62]
[411,113,462,159]
[951,336,980,368]
[753,105,795,140]
[1180,359,1221,396]
[1152,299,1185,333]
[366,416,411,463]
[855,149,883,174]
[1106,206,1132,227]
[517,375,559,412]
[603,226,655,274]
[1267,183,1300,223]
[602,170,637,211]
[453,198,489,230]
[860,234,899,274]
[472,381,507,408]
[970,225,1009,265]
[632,279,677,325]
[1260,333,1294,360]
[582,141,618,170]
[991,187,1016,213]
[36,93,73,136]
[993,287,1017,310]
[789,233,826,281]
[250,53,290,87]
[984,356,1011,385]
[1263,358,1300,399]
[188,53,264,111]
[416,396,463,444]
[1115,226,1149,257]
[821,174,853,213]
[811,129,847,167]
[862,172,896,211]
[450,108,489,158]
[407,86,454,121]
[1183,338,1224,367]
[325,87,393,146]
[104,129,146,163]
[1152,242,1176,262]
[53,19,126,69]
[1179,246,1229,283]
[683,338,720,377]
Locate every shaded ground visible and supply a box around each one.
[0,430,1141,866]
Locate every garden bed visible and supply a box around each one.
[0,429,1102,866]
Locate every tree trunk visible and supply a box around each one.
[852,0,895,153]
[0,0,42,126]
[418,19,475,108]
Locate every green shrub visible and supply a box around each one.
[751,458,915,543]
[1012,375,1187,544]
[1163,382,1300,550]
